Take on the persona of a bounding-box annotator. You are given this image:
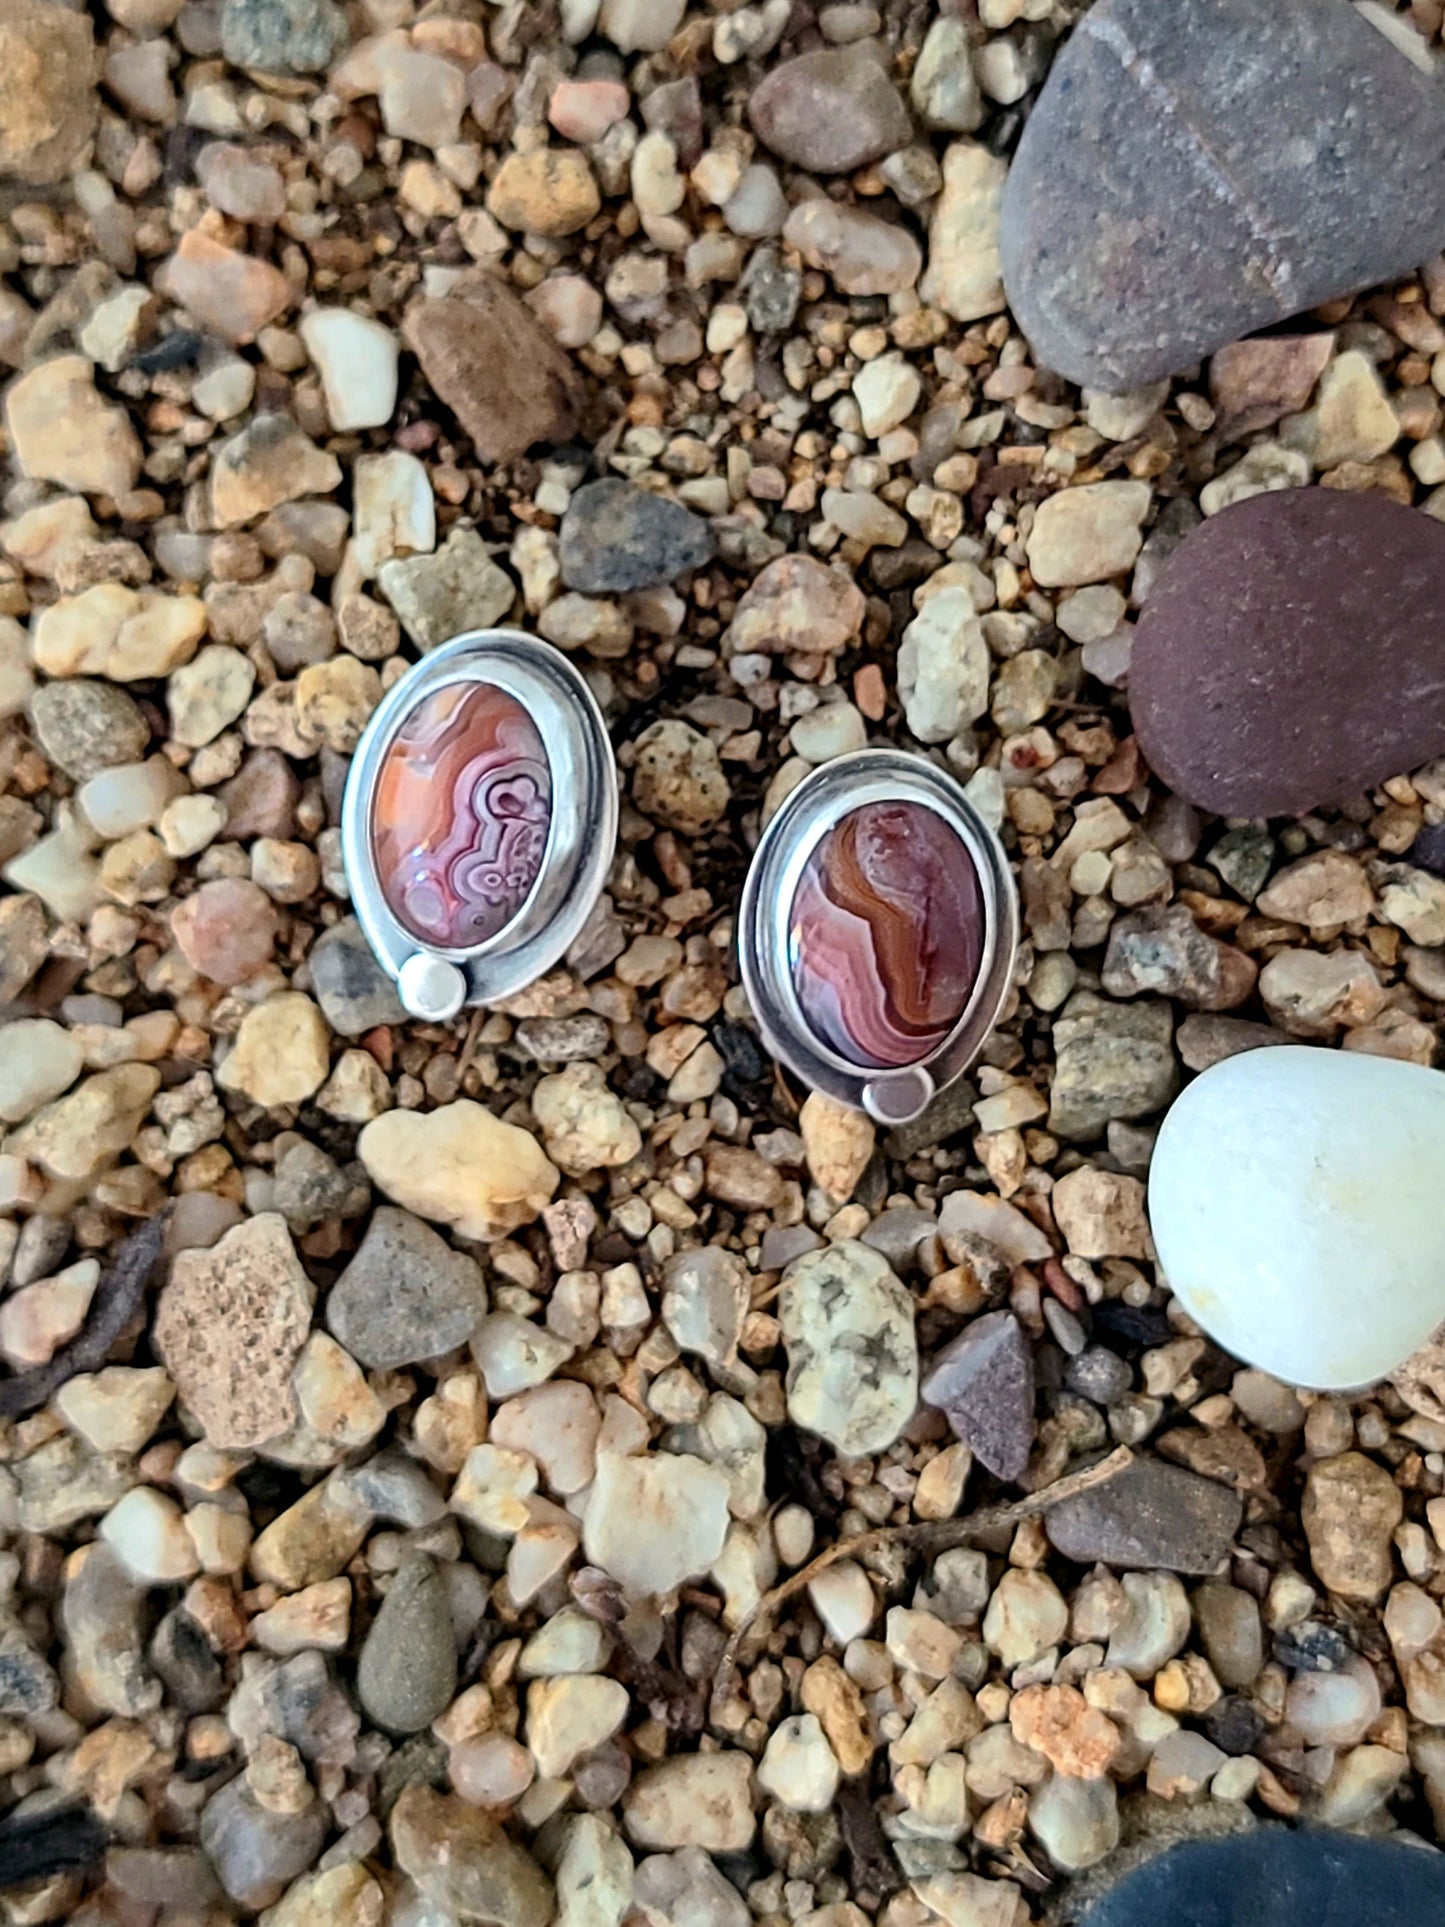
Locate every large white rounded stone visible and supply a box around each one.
[1150,1046,1445,1390]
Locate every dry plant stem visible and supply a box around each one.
[712,1445,1137,1708]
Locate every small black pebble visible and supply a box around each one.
[1274,1620,1352,1673]
[1202,1694,1265,1757]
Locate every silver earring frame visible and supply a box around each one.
[738,747,1020,1127]
[341,628,618,1023]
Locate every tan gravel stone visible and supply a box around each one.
[1302,1451,1402,1602]
[32,581,203,682]
[5,358,141,500]
[160,232,291,345]
[154,1213,314,1449]
[359,1100,559,1243]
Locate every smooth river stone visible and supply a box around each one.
[789,801,983,1070]
[371,681,551,950]
[1000,0,1445,391]
[1149,1046,1445,1391]
[1130,489,1445,819]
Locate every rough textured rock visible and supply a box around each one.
[1000,0,1445,391]
[1303,1451,1403,1601]
[748,45,911,173]
[1048,993,1178,1141]
[1130,489,1445,817]
[153,1213,314,1448]
[921,1312,1035,1482]
[403,278,586,466]
[582,1450,731,1596]
[1045,1458,1243,1575]
[780,1241,917,1456]
[559,480,713,593]
[327,1206,485,1369]
[391,1786,554,1927]
[358,1101,558,1243]
[0,0,100,184]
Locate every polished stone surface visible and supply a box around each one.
[371,681,551,951]
[1131,489,1445,818]
[1000,0,1445,391]
[1149,1045,1445,1390]
[789,801,983,1069]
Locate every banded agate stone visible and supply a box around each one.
[789,801,983,1068]
[371,681,551,950]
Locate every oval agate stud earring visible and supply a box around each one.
[341,629,618,1023]
[739,749,1019,1127]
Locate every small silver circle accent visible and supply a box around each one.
[398,953,467,1022]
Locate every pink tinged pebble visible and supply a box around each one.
[548,77,630,144]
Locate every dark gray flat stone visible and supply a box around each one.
[1001,0,1445,390]
[1075,1831,1445,1927]
[559,479,714,593]
[1045,1457,1242,1574]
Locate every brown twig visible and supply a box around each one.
[710,1445,1136,1712]
[0,1211,169,1419]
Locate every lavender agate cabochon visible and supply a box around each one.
[1129,489,1445,819]
[1149,1046,1445,1390]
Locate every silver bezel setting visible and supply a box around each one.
[341,628,618,1020]
[738,748,1020,1126]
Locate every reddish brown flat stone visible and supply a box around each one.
[1130,488,1445,818]
[403,276,586,466]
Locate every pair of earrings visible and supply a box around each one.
[341,628,1019,1126]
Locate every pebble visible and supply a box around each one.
[983,1568,1068,1667]
[358,1100,558,1243]
[560,480,713,593]
[100,1486,199,1586]
[922,1312,1034,1482]
[1048,991,1178,1142]
[1106,1570,1190,1679]
[392,1786,554,1927]
[488,150,601,238]
[632,1848,746,1927]
[61,1543,158,1718]
[1150,1045,1445,1388]
[662,1246,748,1371]
[0,1259,97,1369]
[533,1064,643,1178]
[10,1063,158,1182]
[920,141,1008,322]
[757,1713,841,1812]
[299,310,399,431]
[1044,1457,1243,1575]
[781,1240,917,1456]
[5,356,141,500]
[328,1207,485,1370]
[798,1091,875,1201]
[623,1752,755,1851]
[600,0,687,53]
[911,15,984,131]
[0,0,99,184]
[153,1213,314,1448]
[34,584,205,682]
[725,553,865,665]
[1210,333,1335,440]
[309,916,407,1035]
[403,278,584,465]
[217,994,330,1108]
[1193,1582,1264,1690]
[356,1555,457,1735]
[999,0,1445,389]
[55,1367,174,1457]
[1131,487,1445,816]
[161,232,291,345]
[31,679,149,782]
[1302,1451,1402,1601]
[1286,1653,1381,1747]
[1051,1168,1150,1259]
[631,720,731,833]
[897,586,989,743]
[201,1776,327,1911]
[0,1019,83,1124]
[379,526,515,649]
[221,0,347,74]
[1026,481,1152,588]
[212,416,341,528]
[782,201,922,295]
[1028,1770,1118,1874]
[748,44,911,172]
[582,1449,730,1595]
[528,1674,629,1777]
[171,878,277,987]
[250,1474,372,1590]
